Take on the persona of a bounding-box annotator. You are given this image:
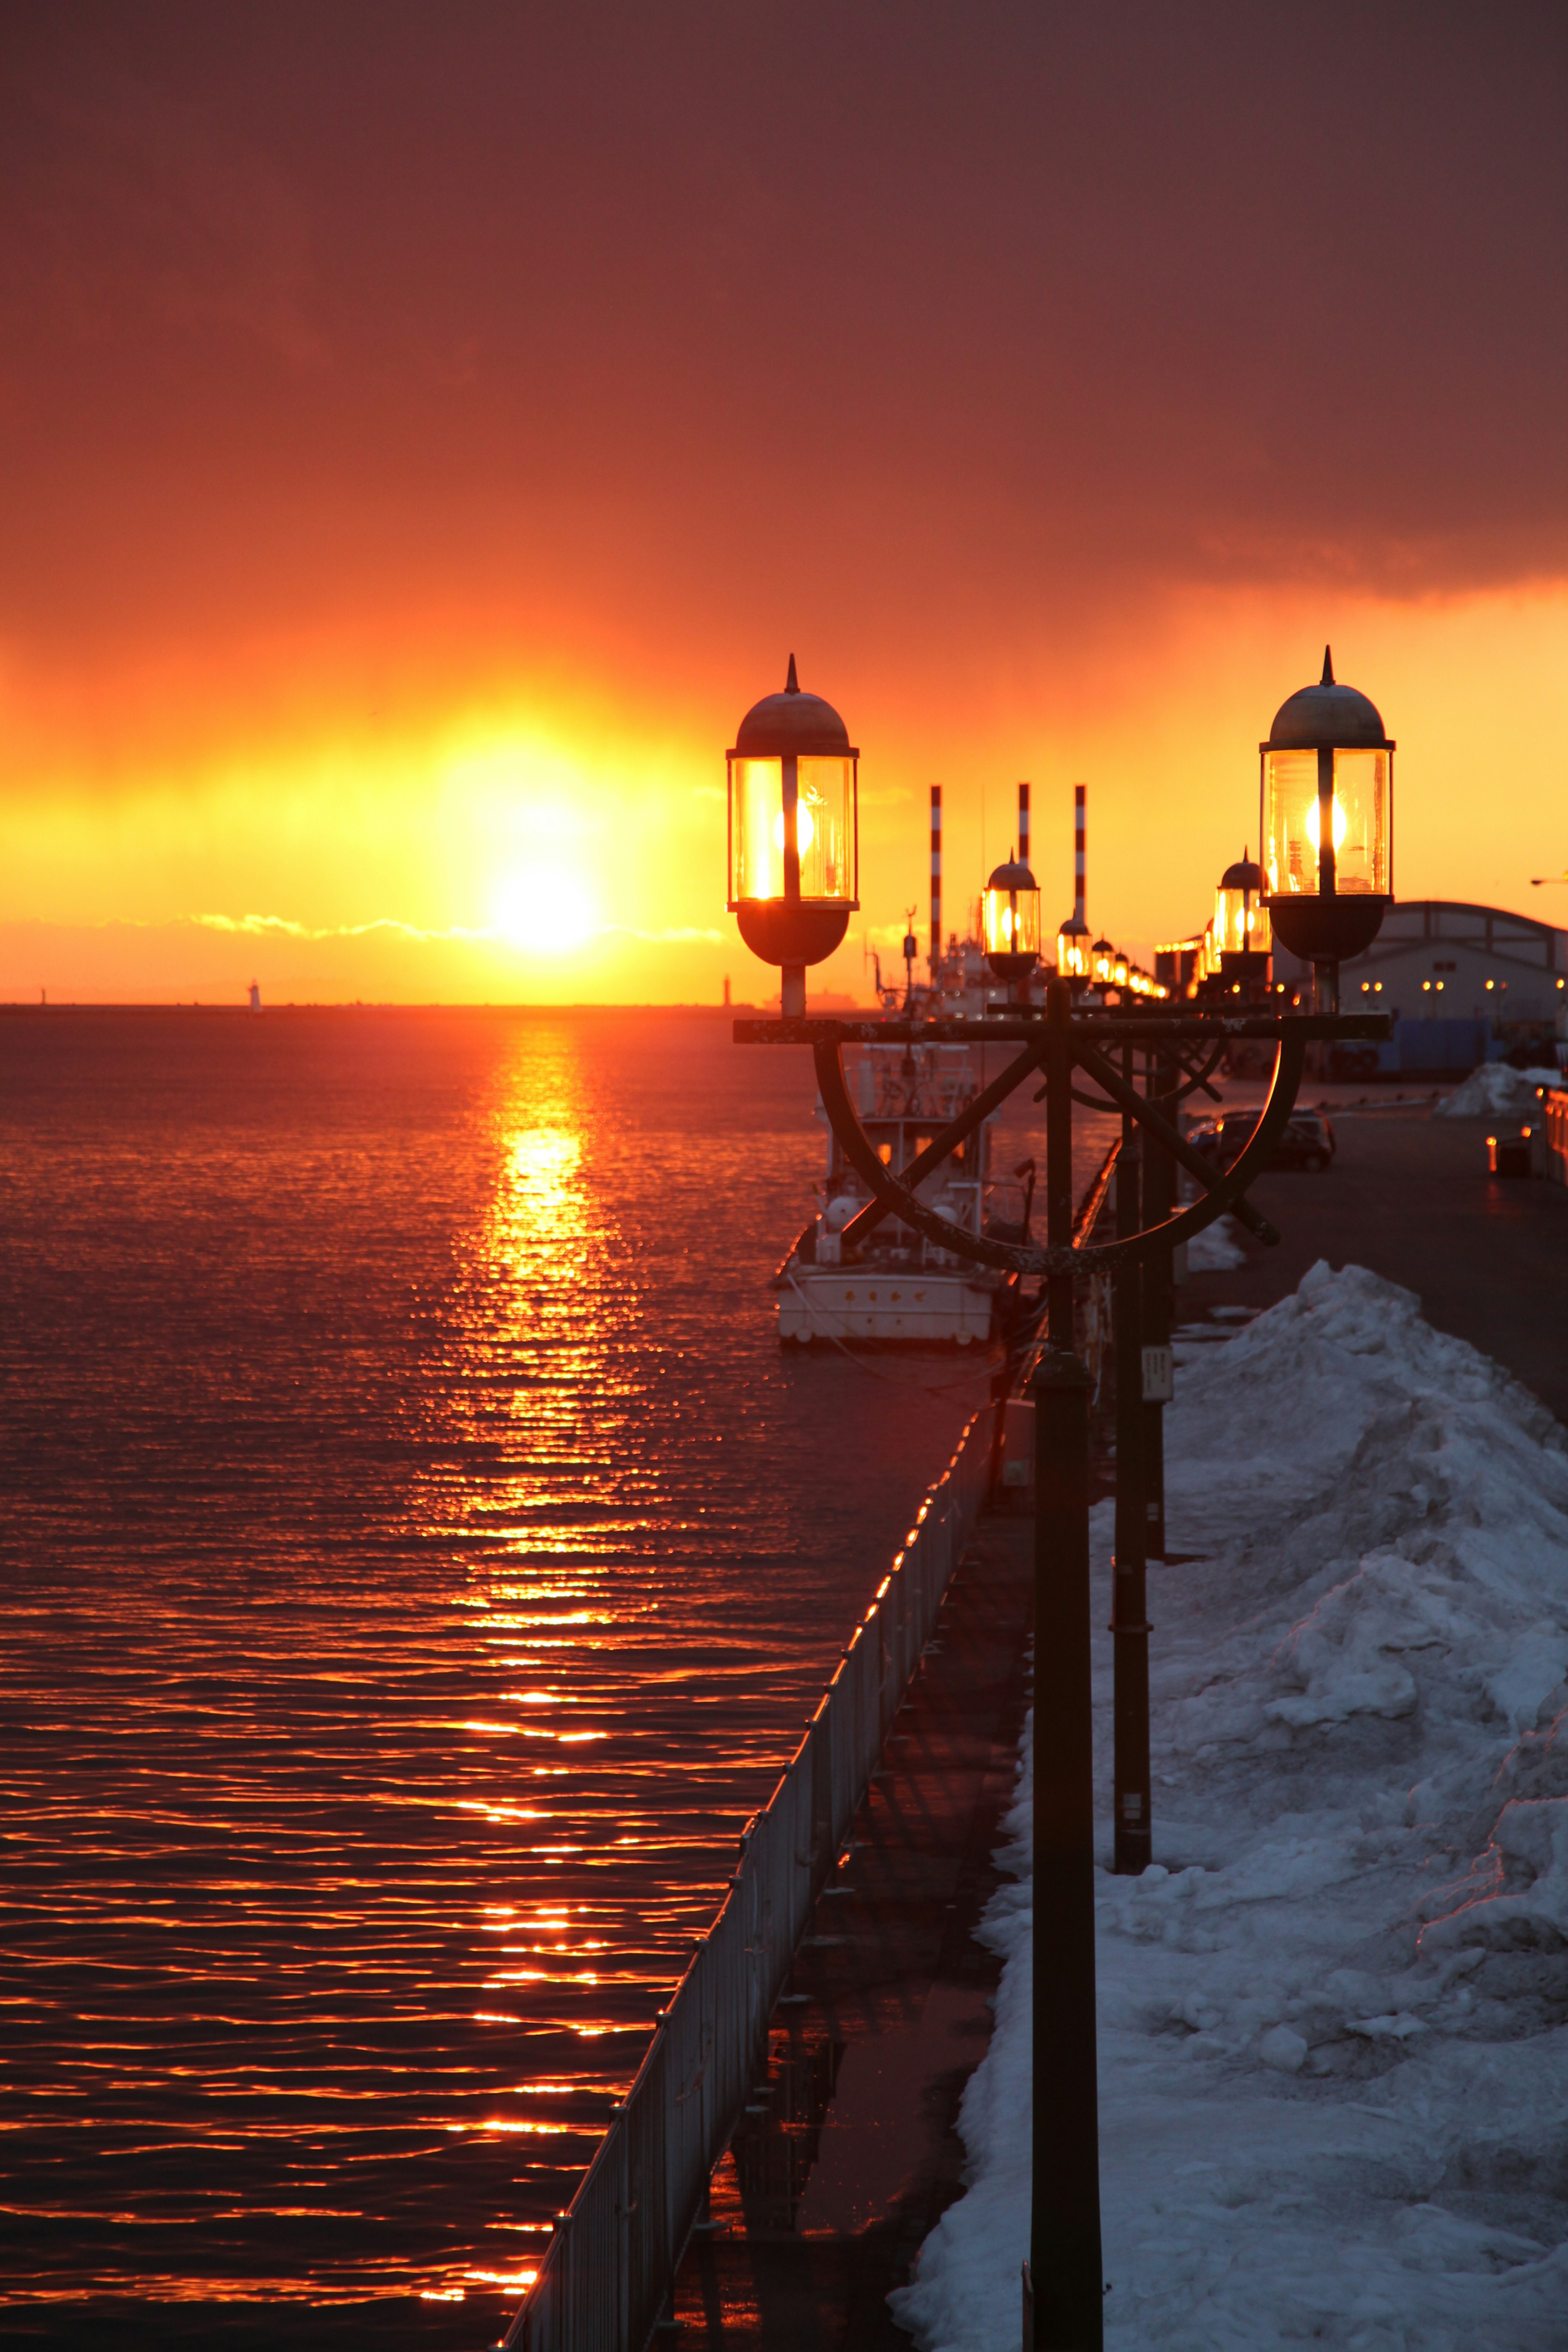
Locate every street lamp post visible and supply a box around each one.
[726,655,860,1018]
[983,853,1043,1000]
[1215,851,1272,999]
[1262,647,1393,1013]
[727,660,1392,2352]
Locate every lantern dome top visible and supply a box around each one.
[731,655,858,759]
[1265,646,1392,751]
[986,856,1037,893]
[1058,910,1090,937]
[1220,853,1264,892]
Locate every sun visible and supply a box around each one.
[490,866,599,953]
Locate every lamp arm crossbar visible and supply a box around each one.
[1070,1041,1279,1245]
[811,1030,1309,1278]
[1065,1041,1227,1117]
[1175,1046,1228,1102]
[838,1041,1046,1251]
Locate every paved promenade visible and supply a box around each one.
[666,1512,1032,2349]
[664,1098,1568,2348]
[1184,1098,1568,1423]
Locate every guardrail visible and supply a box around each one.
[501,1401,996,2352]
[1546,1092,1568,1189]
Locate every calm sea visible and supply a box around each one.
[2,1006,1069,2348]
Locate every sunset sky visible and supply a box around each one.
[3,3,1565,1004]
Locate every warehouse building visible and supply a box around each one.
[1271,899,1568,1072]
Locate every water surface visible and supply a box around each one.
[2,1008,1004,2344]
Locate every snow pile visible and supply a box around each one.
[1435,1063,1560,1120]
[1184,1213,1246,1272]
[894,1262,1568,2351]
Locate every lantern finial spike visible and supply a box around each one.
[785,653,799,694]
[1321,645,1334,686]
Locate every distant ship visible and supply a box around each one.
[775,1032,1031,1348]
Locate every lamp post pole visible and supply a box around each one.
[1029,975,1103,2347]
[1111,1065,1152,1880]
[1140,1049,1176,1566]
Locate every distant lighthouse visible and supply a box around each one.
[248,981,261,1013]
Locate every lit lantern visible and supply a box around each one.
[982,854,1042,987]
[1262,648,1392,1003]
[1216,850,1271,999]
[1056,911,1090,985]
[728,656,859,1016]
[1091,937,1115,985]
[1111,948,1129,990]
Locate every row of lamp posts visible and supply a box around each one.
[725,650,1394,2350]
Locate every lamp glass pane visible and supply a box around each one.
[1216,883,1273,954]
[798,757,855,900]
[1056,929,1087,977]
[728,755,856,903]
[1264,750,1318,896]
[730,757,780,902]
[984,887,1042,956]
[1265,748,1389,898]
[1332,750,1389,895]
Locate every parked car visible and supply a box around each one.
[1192,1107,1336,1174]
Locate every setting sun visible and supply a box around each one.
[489,866,599,954]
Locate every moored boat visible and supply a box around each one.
[775,1038,1031,1346]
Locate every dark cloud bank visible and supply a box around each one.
[3,1,1564,666]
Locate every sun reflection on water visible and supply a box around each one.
[2,1009,980,2338]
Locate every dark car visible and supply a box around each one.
[1193,1107,1336,1174]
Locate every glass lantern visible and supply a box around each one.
[1091,937,1115,985]
[982,856,1042,985]
[727,657,859,1013]
[1057,912,1090,984]
[1261,648,1394,984]
[1215,853,1271,958]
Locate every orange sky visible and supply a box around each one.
[3,5,1565,1004]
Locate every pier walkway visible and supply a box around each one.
[666,1510,1032,2348]
[663,1102,1568,2350]
[1185,1101,1568,1423]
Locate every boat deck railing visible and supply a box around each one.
[501,1402,996,2352]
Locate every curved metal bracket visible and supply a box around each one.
[812,1027,1309,1279]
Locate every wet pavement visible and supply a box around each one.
[1179,1098,1568,1423]
[667,1514,1033,2349]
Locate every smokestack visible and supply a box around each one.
[1074,783,1087,927]
[1018,781,1031,871]
[929,784,942,979]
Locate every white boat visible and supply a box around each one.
[775,1039,1031,1347]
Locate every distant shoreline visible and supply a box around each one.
[0,998,862,1016]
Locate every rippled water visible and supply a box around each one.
[0,1008,1018,2345]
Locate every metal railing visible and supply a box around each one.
[501,1401,996,2352]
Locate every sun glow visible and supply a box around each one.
[490,866,598,953]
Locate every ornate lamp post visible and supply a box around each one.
[983,853,1043,998]
[727,666,1390,2351]
[1262,647,1393,1011]
[1216,850,1271,998]
[1056,912,1091,988]
[726,655,860,1018]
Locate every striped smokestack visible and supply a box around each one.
[1074,782,1087,927]
[929,784,942,979]
[1018,781,1031,871]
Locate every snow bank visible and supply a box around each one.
[1434,1063,1560,1120]
[893,1263,1568,2351]
[1184,1213,1246,1272]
